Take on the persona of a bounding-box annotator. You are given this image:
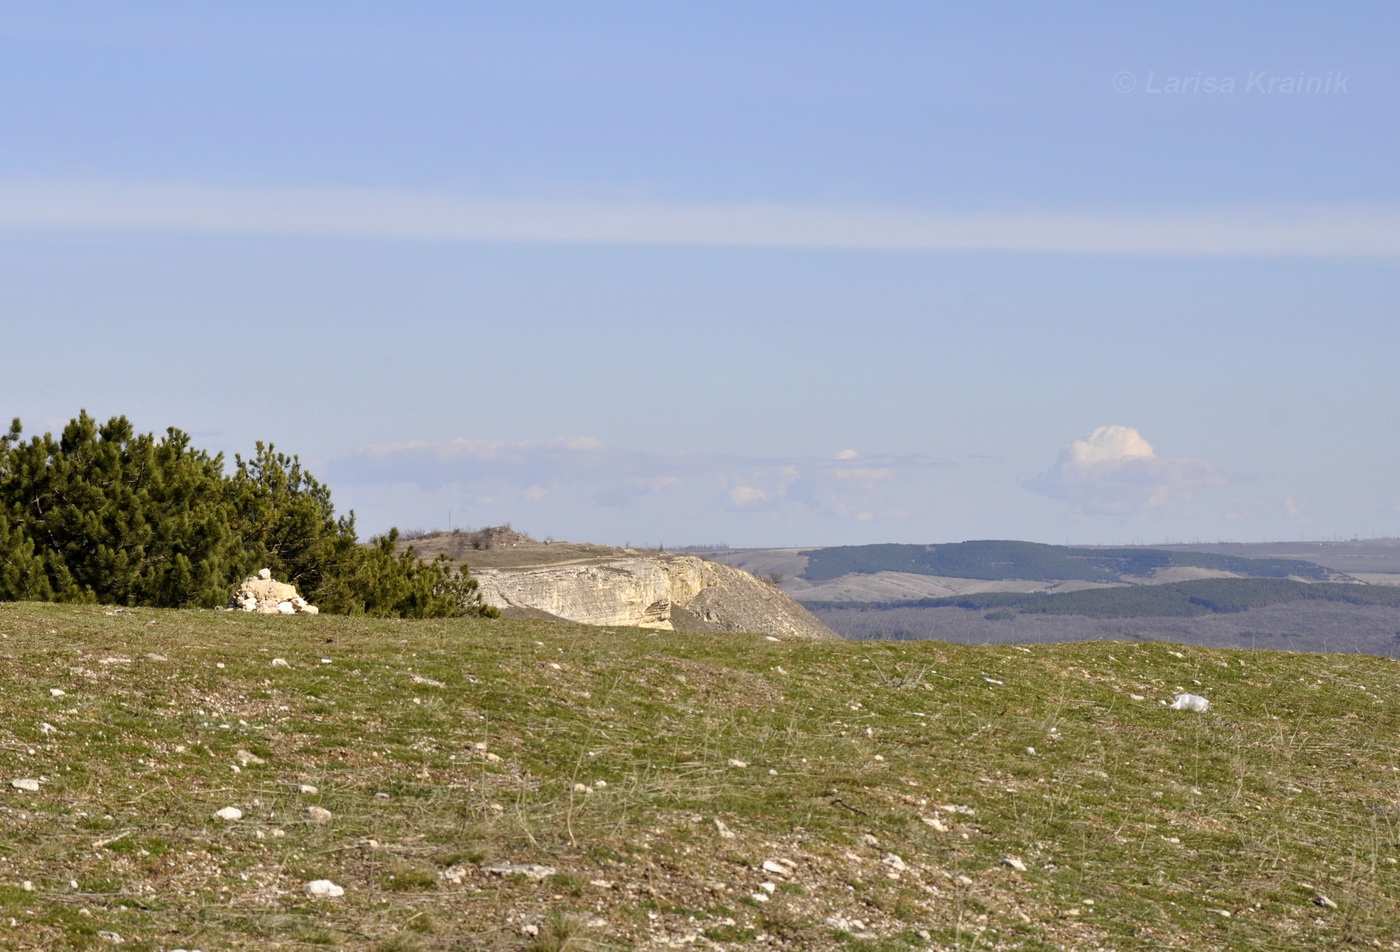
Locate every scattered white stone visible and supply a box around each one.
[1026,746,1037,755]
[214,807,243,821]
[271,658,291,668]
[726,759,748,768]
[21,881,33,891]
[982,677,1004,685]
[572,783,588,793]
[258,568,272,580]
[521,924,540,937]
[1168,693,1210,712]
[304,806,333,824]
[10,778,40,792]
[410,674,445,687]
[714,818,737,839]
[956,875,974,886]
[49,688,65,697]
[277,602,295,614]
[305,879,344,898]
[320,658,332,664]
[765,636,779,642]
[1002,856,1027,872]
[758,881,776,894]
[749,891,770,903]
[96,931,123,944]
[1210,908,1232,918]
[1314,894,1338,909]
[298,784,318,795]
[921,816,948,832]
[482,863,556,881]
[438,866,467,884]
[1129,693,1146,701]
[39,722,57,735]
[1168,650,1185,658]
[882,853,909,872]
[858,833,880,848]
[939,804,976,816]
[761,860,793,877]
[235,749,265,766]
[593,780,606,789]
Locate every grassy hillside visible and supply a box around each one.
[2,603,1400,950]
[800,542,1338,584]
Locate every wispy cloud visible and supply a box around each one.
[1025,425,1226,516]
[1,180,1398,256]
[327,436,949,522]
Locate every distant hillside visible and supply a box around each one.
[801,540,1343,584]
[808,577,1400,618]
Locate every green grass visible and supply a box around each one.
[1,601,1399,949]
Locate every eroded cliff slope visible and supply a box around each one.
[401,528,836,639]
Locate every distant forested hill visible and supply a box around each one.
[807,577,1400,618]
[800,540,1337,583]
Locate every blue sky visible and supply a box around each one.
[2,2,1398,546]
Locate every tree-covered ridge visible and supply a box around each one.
[806,577,1400,618]
[0,411,496,618]
[800,540,1335,583]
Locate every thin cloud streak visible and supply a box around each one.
[1,180,1398,257]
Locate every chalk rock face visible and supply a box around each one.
[473,555,836,639]
[230,570,319,615]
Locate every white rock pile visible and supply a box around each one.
[229,568,319,615]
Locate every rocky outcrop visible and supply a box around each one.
[229,568,320,615]
[473,555,836,639]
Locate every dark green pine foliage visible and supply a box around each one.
[0,413,496,618]
[0,413,241,607]
[227,442,361,609]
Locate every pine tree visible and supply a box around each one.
[0,412,496,618]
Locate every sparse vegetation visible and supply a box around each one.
[2,601,1399,949]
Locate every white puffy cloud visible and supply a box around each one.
[1026,425,1224,516]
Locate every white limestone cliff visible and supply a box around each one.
[472,554,836,639]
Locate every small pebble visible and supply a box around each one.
[10,779,40,792]
[305,879,345,898]
[304,806,333,824]
[298,784,318,795]
[49,688,65,697]
[214,807,243,821]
